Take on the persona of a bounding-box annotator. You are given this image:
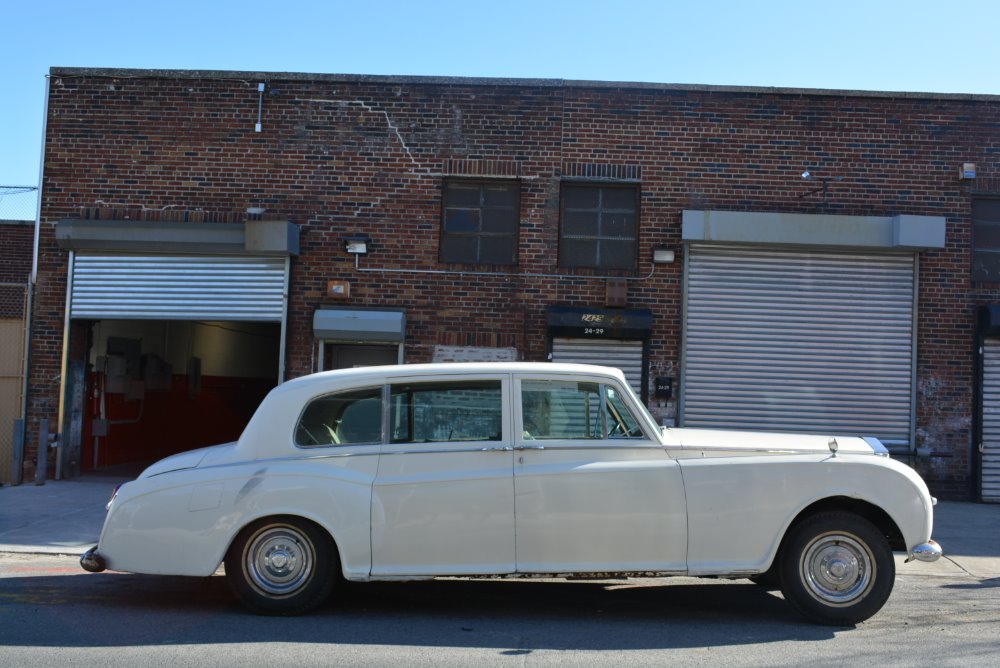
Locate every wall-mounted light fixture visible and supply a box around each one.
[343,234,371,254]
[652,246,675,264]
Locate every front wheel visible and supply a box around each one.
[225,517,337,615]
[779,511,895,626]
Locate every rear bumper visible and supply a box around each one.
[906,539,943,563]
[80,545,107,573]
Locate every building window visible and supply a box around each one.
[974,197,1000,281]
[559,184,638,269]
[441,180,519,265]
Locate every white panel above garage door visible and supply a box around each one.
[682,246,915,449]
[981,338,1000,502]
[552,338,644,396]
[70,255,287,321]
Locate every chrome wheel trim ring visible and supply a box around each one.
[244,525,315,597]
[799,531,875,606]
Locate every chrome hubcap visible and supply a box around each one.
[245,526,314,597]
[800,532,874,605]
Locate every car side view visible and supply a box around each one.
[81,363,941,625]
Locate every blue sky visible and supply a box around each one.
[3,0,999,217]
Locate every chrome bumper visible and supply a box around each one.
[80,545,107,573]
[906,539,943,563]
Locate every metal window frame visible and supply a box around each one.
[439,178,520,266]
[558,182,640,270]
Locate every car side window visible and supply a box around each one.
[605,385,644,439]
[521,380,646,440]
[390,380,503,443]
[295,387,383,447]
[521,380,602,439]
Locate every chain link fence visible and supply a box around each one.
[0,186,38,221]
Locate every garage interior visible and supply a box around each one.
[79,319,279,469]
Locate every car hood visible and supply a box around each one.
[665,428,887,456]
[138,442,239,478]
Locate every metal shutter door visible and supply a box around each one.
[982,339,1000,502]
[551,337,644,396]
[70,255,287,321]
[682,246,915,448]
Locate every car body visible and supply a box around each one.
[81,362,941,624]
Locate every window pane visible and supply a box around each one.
[481,208,517,234]
[483,184,518,207]
[295,387,383,446]
[563,186,600,209]
[559,239,599,267]
[521,380,602,439]
[599,240,637,269]
[601,212,636,239]
[974,219,1000,248]
[444,208,480,233]
[602,187,636,211]
[563,210,599,236]
[479,235,516,265]
[441,235,478,263]
[605,385,644,439]
[444,183,481,207]
[390,381,503,443]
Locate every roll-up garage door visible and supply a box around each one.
[552,337,644,396]
[981,338,1000,502]
[682,246,915,449]
[69,255,288,321]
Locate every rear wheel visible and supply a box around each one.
[225,517,337,615]
[779,511,894,625]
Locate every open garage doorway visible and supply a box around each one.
[79,319,280,470]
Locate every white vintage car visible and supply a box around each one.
[81,363,941,625]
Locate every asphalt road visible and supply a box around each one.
[0,553,997,667]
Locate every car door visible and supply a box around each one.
[512,374,687,573]
[370,374,515,576]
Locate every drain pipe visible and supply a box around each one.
[24,74,50,480]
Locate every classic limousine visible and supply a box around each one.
[81,363,941,625]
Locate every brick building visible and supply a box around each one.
[23,67,1000,499]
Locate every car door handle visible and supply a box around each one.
[514,445,545,450]
[479,446,514,452]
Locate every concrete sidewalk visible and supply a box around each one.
[1,475,998,580]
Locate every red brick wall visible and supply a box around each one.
[31,71,1000,497]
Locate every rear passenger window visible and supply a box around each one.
[390,381,503,443]
[295,387,383,447]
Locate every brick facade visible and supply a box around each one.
[29,68,1000,498]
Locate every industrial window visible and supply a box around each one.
[441,180,519,265]
[973,197,1000,281]
[559,184,638,269]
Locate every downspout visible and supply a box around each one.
[22,74,50,479]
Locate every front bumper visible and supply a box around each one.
[80,545,107,573]
[906,539,943,563]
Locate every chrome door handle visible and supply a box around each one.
[514,445,545,450]
[480,446,513,452]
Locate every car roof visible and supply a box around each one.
[275,362,627,393]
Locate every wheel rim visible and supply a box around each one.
[799,531,875,606]
[244,525,315,597]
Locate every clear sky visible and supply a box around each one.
[3,0,998,218]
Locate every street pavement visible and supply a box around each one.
[1,472,998,579]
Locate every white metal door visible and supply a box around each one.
[682,245,916,449]
[981,338,1000,502]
